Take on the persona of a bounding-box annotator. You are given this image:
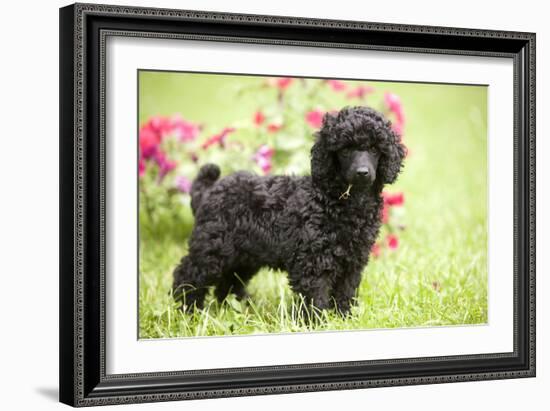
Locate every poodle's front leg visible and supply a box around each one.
[331,267,363,315]
[289,268,333,312]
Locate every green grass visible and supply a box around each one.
[138,73,488,339]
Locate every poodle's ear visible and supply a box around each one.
[310,111,340,183]
[377,126,407,185]
[316,111,340,148]
[310,135,335,184]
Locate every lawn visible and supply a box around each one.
[138,73,487,338]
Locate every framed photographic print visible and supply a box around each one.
[59,3,536,407]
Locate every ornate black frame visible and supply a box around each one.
[59,2,536,407]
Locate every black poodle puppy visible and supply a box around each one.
[173,106,406,315]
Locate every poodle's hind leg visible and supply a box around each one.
[213,266,258,302]
[172,256,224,312]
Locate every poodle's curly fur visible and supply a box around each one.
[173,106,406,314]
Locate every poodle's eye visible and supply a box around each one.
[364,146,379,156]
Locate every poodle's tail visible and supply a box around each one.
[190,163,220,214]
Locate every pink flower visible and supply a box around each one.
[267,123,283,133]
[384,92,406,135]
[140,115,200,159]
[148,115,173,137]
[371,243,381,258]
[305,109,324,129]
[383,192,404,207]
[326,79,347,92]
[346,85,375,100]
[392,122,404,136]
[201,127,236,149]
[387,234,399,250]
[253,111,265,126]
[381,204,389,224]
[253,145,275,174]
[171,115,200,142]
[257,145,275,158]
[175,176,192,193]
[384,92,402,113]
[256,157,272,174]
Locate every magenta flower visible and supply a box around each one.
[253,145,275,174]
[384,92,406,135]
[139,158,146,178]
[326,80,347,92]
[201,127,236,149]
[346,85,375,100]
[154,151,177,181]
[305,109,324,129]
[139,114,200,160]
[257,145,274,158]
[175,176,192,193]
[139,124,161,160]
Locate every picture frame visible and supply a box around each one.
[59,2,536,407]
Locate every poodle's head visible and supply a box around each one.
[311,106,406,195]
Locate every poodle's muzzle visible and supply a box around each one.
[341,150,379,186]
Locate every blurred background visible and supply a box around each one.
[138,71,488,338]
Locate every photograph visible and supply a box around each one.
[57,2,536,406]
[137,71,488,339]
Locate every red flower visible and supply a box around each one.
[267,77,294,90]
[371,243,381,258]
[326,79,347,92]
[383,192,404,207]
[305,109,324,129]
[346,85,375,100]
[387,234,399,250]
[267,123,283,133]
[201,127,236,149]
[275,77,293,90]
[253,111,266,126]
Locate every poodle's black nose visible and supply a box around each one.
[356,168,370,177]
